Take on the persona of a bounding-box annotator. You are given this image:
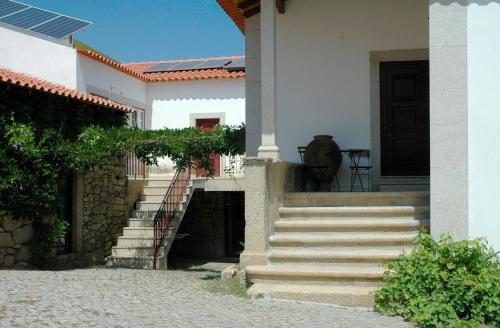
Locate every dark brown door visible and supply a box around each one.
[380,61,429,176]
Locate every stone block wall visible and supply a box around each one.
[0,211,33,268]
[79,159,128,265]
[0,157,129,268]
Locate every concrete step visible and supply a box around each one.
[284,191,429,207]
[269,248,405,264]
[106,256,166,269]
[246,264,385,283]
[279,206,430,218]
[122,227,155,238]
[139,193,189,203]
[247,282,377,307]
[146,179,173,187]
[111,246,162,257]
[135,200,187,211]
[115,237,155,248]
[127,218,154,228]
[143,186,169,195]
[269,232,418,247]
[274,218,429,232]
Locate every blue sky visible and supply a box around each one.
[20,0,244,63]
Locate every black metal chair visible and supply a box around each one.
[348,149,371,192]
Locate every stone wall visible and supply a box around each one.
[0,157,129,268]
[78,159,128,265]
[0,211,33,268]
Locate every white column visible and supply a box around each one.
[258,0,280,160]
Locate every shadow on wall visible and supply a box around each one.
[148,79,245,102]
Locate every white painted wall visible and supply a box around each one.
[148,79,245,129]
[274,0,428,172]
[0,26,77,88]
[147,79,245,173]
[76,55,147,111]
[467,1,500,250]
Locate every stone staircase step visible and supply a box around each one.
[274,218,429,232]
[122,227,155,238]
[139,193,189,203]
[247,283,377,307]
[143,186,169,195]
[106,256,166,270]
[269,248,405,264]
[127,218,154,228]
[284,191,429,207]
[245,264,385,283]
[112,246,162,257]
[135,200,187,211]
[115,237,156,248]
[269,232,418,247]
[279,206,430,218]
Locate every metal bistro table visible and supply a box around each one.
[331,149,372,192]
[298,147,371,192]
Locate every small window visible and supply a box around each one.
[129,108,145,130]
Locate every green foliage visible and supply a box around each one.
[29,217,69,267]
[374,233,500,328]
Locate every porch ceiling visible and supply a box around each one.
[217,0,286,33]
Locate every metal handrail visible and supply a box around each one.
[152,167,191,269]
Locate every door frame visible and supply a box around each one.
[369,49,429,191]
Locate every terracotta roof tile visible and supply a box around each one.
[0,66,134,113]
[124,56,245,82]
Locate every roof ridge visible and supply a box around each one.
[124,55,245,66]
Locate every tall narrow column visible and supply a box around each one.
[258,0,280,160]
[429,1,468,240]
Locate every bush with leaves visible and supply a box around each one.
[374,232,500,328]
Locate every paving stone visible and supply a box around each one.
[0,268,411,327]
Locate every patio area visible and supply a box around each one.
[0,264,411,327]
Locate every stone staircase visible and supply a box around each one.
[245,192,430,307]
[106,175,194,269]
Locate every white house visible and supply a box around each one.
[217,0,500,305]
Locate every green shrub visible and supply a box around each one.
[374,233,499,328]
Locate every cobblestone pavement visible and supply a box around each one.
[0,265,412,328]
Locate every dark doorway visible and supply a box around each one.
[380,61,430,176]
[57,171,74,254]
[224,192,245,258]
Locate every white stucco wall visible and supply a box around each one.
[0,26,77,88]
[147,78,245,174]
[76,56,147,111]
[148,79,245,129]
[467,1,500,250]
[274,0,428,167]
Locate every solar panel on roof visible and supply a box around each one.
[225,59,245,71]
[0,7,57,29]
[0,0,91,39]
[194,59,231,70]
[167,61,205,71]
[31,15,90,39]
[143,62,180,73]
[0,0,28,18]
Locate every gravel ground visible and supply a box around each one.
[0,264,412,328]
